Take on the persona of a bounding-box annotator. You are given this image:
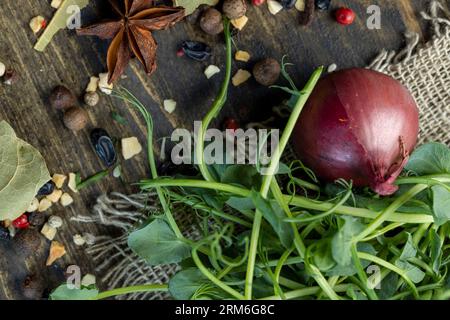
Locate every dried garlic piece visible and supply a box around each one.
[60,193,74,207]
[73,234,86,246]
[46,189,63,203]
[328,63,338,73]
[41,223,57,241]
[38,198,52,212]
[235,50,250,62]
[268,0,283,15]
[231,15,248,30]
[86,76,99,93]
[0,62,5,77]
[295,0,306,11]
[122,137,143,160]
[29,16,46,34]
[51,0,62,9]
[46,241,66,266]
[48,215,63,229]
[52,174,66,189]
[204,65,221,79]
[232,69,251,86]
[98,73,113,95]
[163,99,177,114]
[68,173,78,193]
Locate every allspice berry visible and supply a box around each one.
[223,0,247,19]
[199,8,224,35]
[253,58,281,86]
[49,86,77,110]
[63,107,89,131]
[84,91,99,107]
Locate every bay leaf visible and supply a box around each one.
[174,0,219,15]
[0,121,50,221]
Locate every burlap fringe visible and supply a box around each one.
[73,0,450,300]
[71,192,178,300]
[369,1,450,72]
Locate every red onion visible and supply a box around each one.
[293,68,419,195]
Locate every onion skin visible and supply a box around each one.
[293,68,419,196]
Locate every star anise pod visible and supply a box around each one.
[77,0,185,83]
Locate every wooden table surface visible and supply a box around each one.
[0,0,431,299]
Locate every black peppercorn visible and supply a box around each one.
[27,212,46,228]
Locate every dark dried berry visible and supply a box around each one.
[27,212,46,228]
[0,225,10,241]
[181,41,212,61]
[253,58,281,86]
[315,0,331,10]
[199,8,224,35]
[223,0,247,19]
[49,85,77,110]
[90,128,117,167]
[37,180,55,196]
[279,0,296,9]
[299,0,315,26]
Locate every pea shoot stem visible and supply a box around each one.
[113,88,183,239]
[245,67,323,300]
[76,170,109,190]
[354,184,428,242]
[139,178,433,224]
[192,245,245,300]
[90,284,168,300]
[196,19,232,182]
[357,252,419,299]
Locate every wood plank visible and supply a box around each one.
[0,0,429,299]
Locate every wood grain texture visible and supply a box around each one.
[0,0,428,299]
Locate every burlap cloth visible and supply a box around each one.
[72,0,450,299]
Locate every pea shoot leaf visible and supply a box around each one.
[429,229,443,274]
[405,142,450,175]
[378,273,399,299]
[0,121,50,221]
[169,268,208,300]
[331,216,365,267]
[221,165,261,189]
[327,243,376,276]
[431,185,450,226]
[251,191,294,249]
[312,238,336,272]
[50,284,98,300]
[395,234,425,283]
[128,219,191,266]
